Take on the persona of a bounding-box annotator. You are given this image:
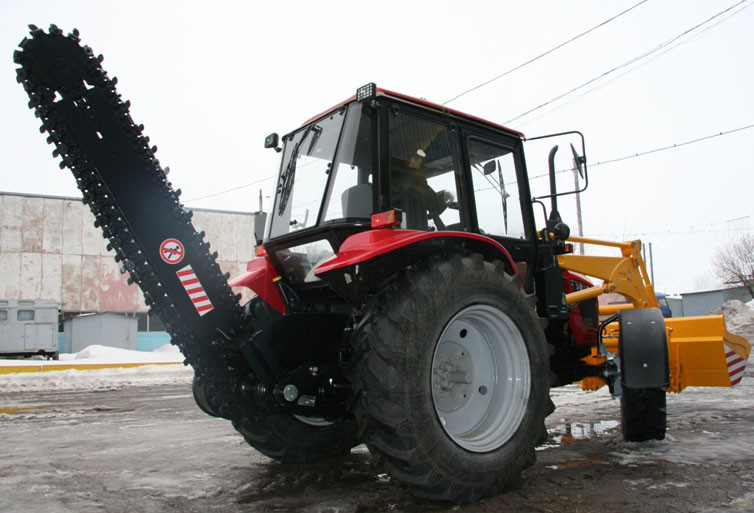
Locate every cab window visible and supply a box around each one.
[388,111,464,231]
[467,138,526,239]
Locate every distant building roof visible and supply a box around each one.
[0,190,259,216]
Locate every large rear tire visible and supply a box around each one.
[620,387,666,441]
[350,253,551,502]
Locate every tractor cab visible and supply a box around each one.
[258,84,554,308]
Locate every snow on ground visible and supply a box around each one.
[0,343,184,366]
[62,343,185,363]
[712,299,754,332]
[0,344,193,393]
[543,300,754,472]
[543,362,754,470]
[0,364,194,393]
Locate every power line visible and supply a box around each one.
[518,122,754,186]
[183,175,275,203]
[183,152,329,203]
[195,119,753,202]
[589,226,753,238]
[441,0,650,105]
[516,1,754,127]
[505,0,752,125]
[191,120,753,203]
[590,123,754,168]
[188,37,753,207]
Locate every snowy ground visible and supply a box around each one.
[0,344,190,393]
[0,343,185,367]
[1,303,753,512]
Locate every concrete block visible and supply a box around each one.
[20,253,42,299]
[100,255,140,313]
[61,200,83,255]
[81,207,103,256]
[61,254,82,311]
[21,197,44,253]
[42,198,64,254]
[237,216,255,262]
[1,195,22,252]
[0,252,20,299]
[80,255,100,311]
[40,253,63,302]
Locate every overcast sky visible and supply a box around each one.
[1,0,752,294]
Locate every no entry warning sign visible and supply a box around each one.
[159,238,185,264]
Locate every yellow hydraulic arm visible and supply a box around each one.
[557,235,750,392]
[558,236,658,310]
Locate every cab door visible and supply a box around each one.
[461,130,537,289]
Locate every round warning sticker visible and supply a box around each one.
[159,238,185,264]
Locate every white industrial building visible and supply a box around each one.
[0,191,262,344]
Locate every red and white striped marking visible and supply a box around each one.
[725,345,747,386]
[176,265,214,316]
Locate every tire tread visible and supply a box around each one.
[350,253,552,502]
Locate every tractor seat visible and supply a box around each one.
[341,183,373,219]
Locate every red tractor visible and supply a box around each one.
[16,27,749,503]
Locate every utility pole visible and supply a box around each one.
[572,164,584,254]
[643,242,656,286]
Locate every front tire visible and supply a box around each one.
[197,370,360,463]
[234,414,359,463]
[350,253,551,502]
[620,387,666,441]
[192,374,220,417]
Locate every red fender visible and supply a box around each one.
[315,229,517,276]
[228,256,286,315]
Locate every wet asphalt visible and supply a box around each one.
[2,368,754,513]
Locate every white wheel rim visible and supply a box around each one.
[431,304,531,452]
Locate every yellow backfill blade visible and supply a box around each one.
[665,315,750,392]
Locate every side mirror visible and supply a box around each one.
[482,160,497,175]
[570,143,585,179]
[264,133,281,152]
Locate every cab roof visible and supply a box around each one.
[302,86,525,139]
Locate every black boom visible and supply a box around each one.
[14,24,250,418]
